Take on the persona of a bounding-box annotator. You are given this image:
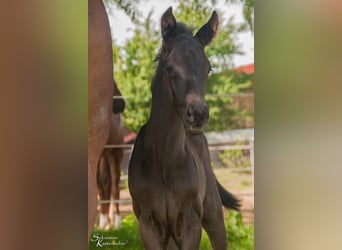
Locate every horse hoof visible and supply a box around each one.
[114,214,122,228]
[98,213,109,230]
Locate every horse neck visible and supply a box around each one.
[147,67,186,155]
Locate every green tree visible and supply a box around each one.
[205,71,253,131]
[103,0,142,23]
[111,0,254,132]
[105,0,254,31]
[224,0,254,31]
[113,12,159,132]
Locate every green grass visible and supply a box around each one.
[89,212,254,250]
[89,214,141,250]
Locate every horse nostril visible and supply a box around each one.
[186,107,194,123]
[185,104,209,126]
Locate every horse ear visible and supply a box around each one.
[161,7,176,40]
[195,11,219,47]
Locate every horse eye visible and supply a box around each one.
[166,65,173,74]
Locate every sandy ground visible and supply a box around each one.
[215,168,254,225]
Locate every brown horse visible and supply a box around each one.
[88,0,125,239]
[128,7,240,250]
[97,109,124,229]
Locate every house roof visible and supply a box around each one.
[235,63,254,74]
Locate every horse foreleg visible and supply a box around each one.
[88,161,98,239]
[202,187,228,250]
[97,154,111,230]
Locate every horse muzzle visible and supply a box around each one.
[185,102,209,134]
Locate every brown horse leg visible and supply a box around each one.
[88,161,98,239]
[110,148,123,228]
[97,153,111,229]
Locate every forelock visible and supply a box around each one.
[155,22,194,63]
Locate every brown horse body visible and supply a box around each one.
[128,8,239,250]
[97,112,124,229]
[88,0,124,238]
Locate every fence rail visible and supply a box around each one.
[113,93,254,100]
[104,142,254,151]
[99,139,254,205]
[98,199,132,205]
[98,192,254,205]
[104,144,133,149]
[104,141,254,172]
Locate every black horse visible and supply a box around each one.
[128,7,240,250]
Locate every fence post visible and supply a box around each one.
[250,139,254,182]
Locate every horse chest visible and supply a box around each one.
[132,152,203,198]
[168,156,203,191]
[129,128,207,223]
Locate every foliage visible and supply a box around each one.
[242,0,254,32]
[105,0,254,32]
[112,0,254,132]
[89,214,141,250]
[224,0,254,31]
[113,12,159,132]
[103,0,142,23]
[89,212,254,250]
[225,210,254,250]
[219,146,251,169]
[200,211,255,249]
[205,70,254,131]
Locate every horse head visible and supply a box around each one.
[159,7,218,134]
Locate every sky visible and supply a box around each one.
[106,0,254,67]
